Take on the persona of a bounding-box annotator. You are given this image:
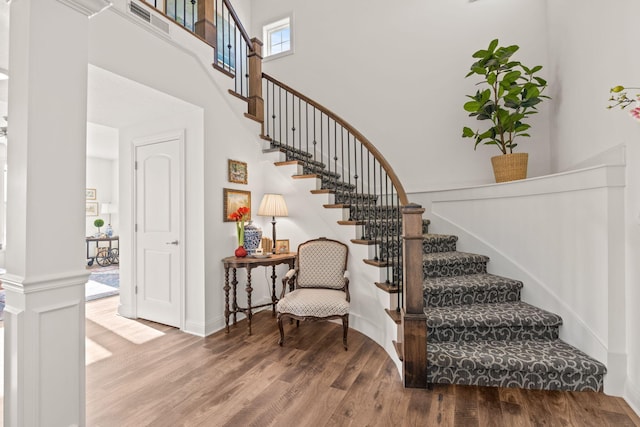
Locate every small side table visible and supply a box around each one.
[222,252,296,335]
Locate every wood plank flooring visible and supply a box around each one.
[82,296,639,426]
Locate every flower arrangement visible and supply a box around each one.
[608,85,640,122]
[228,206,250,246]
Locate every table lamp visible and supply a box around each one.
[258,194,288,254]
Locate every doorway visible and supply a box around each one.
[133,131,185,328]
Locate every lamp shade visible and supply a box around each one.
[258,194,288,217]
[101,203,118,214]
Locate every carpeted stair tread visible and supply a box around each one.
[423,234,458,253]
[427,301,562,329]
[426,301,562,342]
[423,273,523,307]
[427,339,607,376]
[423,251,489,278]
[424,251,489,264]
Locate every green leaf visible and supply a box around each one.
[530,65,542,74]
[464,101,481,112]
[472,49,488,59]
[488,39,499,53]
[487,72,497,85]
[462,127,475,137]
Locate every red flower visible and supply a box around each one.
[228,212,241,221]
[237,206,250,216]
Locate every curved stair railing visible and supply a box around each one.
[137,0,428,388]
[262,73,408,291]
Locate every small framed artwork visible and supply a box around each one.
[86,188,97,200]
[275,239,290,254]
[228,159,248,184]
[86,202,99,216]
[223,188,251,222]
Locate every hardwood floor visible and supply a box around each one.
[83,296,640,426]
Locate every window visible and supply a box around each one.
[263,16,293,59]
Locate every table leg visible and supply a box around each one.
[246,268,253,335]
[271,265,277,316]
[231,268,238,325]
[224,267,230,333]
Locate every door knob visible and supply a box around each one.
[166,240,179,245]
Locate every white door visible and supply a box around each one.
[134,135,183,328]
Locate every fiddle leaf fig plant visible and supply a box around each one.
[462,39,549,154]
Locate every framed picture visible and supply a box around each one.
[228,159,248,184]
[223,188,251,222]
[86,188,97,200]
[86,202,99,216]
[275,239,290,254]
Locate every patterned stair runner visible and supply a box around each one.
[269,139,606,392]
[422,234,607,391]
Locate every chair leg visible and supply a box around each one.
[342,315,349,351]
[277,314,286,346]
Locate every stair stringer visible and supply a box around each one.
[262,150,403,374]
[424,212,620,391]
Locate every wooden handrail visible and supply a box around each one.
[221,0,253,52]
[262,72,409,206]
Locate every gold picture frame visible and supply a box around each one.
[275,239,290,254]
[223,188,251,222]
[228,159,248,184]
[86,188,97,200]
[86,202,99,216]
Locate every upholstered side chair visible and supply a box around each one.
[276,237,350,350]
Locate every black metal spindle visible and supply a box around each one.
[265,80,270,138]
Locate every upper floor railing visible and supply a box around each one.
[141,0,256,100]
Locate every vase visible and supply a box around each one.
[235,246,248,258]
[243,221,263,255]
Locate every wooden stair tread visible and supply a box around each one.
[385,308,401,324]
[376,282,400,294]
[393,340,403,361]
[351,239,376,245]
[228,89,248,101]
[243,113,261,123]
[364,259,388,267]
[310,189,334,194]
[274,160,301,167]
[292,174,318,179]
[338,220,364,225]
[323,204,349,209]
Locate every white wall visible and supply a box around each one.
[411,164,627,395]
[85,156,118,237]
[250,0,552,192]
[545,0,640,413]
[88,3,285,336]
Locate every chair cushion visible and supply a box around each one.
[297,240,347,289]
[277,288,350,318]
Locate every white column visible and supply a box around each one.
[3,0,110,426]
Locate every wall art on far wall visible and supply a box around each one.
[223,188,251,222]
[275,239,290,254]
[86,188,96,200]
[228,159,248,184]
[86,202,99,216]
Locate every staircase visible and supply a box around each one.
[143,0,608,393]
[422,234,607,391]
[266,142,607,392]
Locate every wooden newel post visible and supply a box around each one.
[402,203,427,388]
[248,38,264,123]
[195,0,216,47]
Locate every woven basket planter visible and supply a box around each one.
[491,153,528,183]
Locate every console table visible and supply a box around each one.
[222,252,296,335]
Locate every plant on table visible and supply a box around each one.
[228,206,250,257]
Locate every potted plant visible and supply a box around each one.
[94,218,104,237]
[462,39,549,182]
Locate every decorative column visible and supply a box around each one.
[4,0,110,425]
[401,203,427,388]
[247,38,264,123]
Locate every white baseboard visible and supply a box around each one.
[625,376,640,418]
